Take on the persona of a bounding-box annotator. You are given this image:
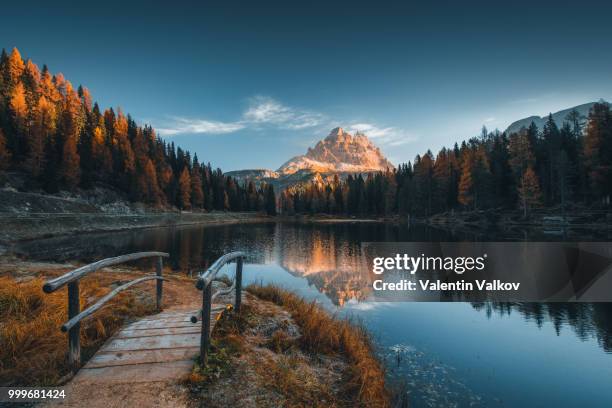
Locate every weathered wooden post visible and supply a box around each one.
[200,282,212,366]
[67,281,80,372]
[235,257,243,312]
[156,256,163,311]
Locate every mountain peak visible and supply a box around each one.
[325,127,349,142]
[278,128,393,175]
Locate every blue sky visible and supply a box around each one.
[4,0,612,170]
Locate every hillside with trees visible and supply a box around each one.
[280,103,612,218]
[0,48,275,213]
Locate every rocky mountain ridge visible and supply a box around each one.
[226,127,393,190]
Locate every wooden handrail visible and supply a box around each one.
[196,251,246,290]
[42,251,169,373]
[43,251,169,293]
[61,276,169,332]
[193,251,246,366]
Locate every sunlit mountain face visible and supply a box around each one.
[225,127,394,191]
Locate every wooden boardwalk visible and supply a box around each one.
[72,306,226,384]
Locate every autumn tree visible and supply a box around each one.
[9,82,27,136]
[58,83,82,189]
[458,149,474,208]
[61,137,80,189]
[178,167,191,210]
[27,95,55,177]
[517,166,542,217]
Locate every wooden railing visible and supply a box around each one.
[42,251,169,372]
[192,251,245,366]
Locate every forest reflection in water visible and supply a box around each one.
[12,221,612,354]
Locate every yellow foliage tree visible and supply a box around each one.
[7,48,25,86]
[517,166,542,217]
[10,82,28,131]
[178,167,191,210]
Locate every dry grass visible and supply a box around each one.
[247,285,390,408]
[255,354,337,407]
[266,329,296,353]
[0,275,155,386]
[184,304,254,386]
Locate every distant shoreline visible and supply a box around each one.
[0,211,272,245]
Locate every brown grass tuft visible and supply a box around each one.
[266,329,296,353]
[255,354,337,407]
[247,285,390,408]
[0,275,154,386]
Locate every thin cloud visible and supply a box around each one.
[156,117,245,136]
[348,123,417,146]
[243,96,324,129]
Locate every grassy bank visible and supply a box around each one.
[247,285,389,407]
[0,268,157,385]
[187,285,390,408]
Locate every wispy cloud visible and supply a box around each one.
[156,117,245,136]
[347,122,417,146]
[243,96,324,130]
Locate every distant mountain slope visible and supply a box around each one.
[504,101,608,135]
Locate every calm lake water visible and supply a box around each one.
[13,222,612,408]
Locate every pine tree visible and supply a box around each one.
[583,103,612,203]
[508,130,535,178]
[265,184,277,215]
[0,129,10,171]
[472,144,493,209]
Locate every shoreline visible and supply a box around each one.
[0,212,273,245]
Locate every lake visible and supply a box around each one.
[12,221,612,407]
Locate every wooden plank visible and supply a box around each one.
[102,333,201,351]
[117,326,201,339]
[74,360,195,383]
[120,322,197,330]
[86,348,199,368]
